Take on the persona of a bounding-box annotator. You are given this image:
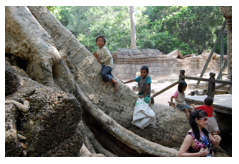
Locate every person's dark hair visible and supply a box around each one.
[96,35,106,43]
[204,96,213,106]
[189,109,208,141]
[141,66,149,73]
[178,80,187,93]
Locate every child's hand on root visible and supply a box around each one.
[97,58,101,63]
[93,52,99,58]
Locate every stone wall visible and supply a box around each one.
[112,49,227,79]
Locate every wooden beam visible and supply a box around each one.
[151,80,179,98]
[197,21,227,85]
[180,75,232,85]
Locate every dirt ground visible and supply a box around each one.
[123,72,229,106]
[123,75,206,106]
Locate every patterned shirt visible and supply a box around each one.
[187,131,213,156]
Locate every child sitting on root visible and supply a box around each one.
[93,35,119,92]
[123,66,151,103]
[170,80,193,119]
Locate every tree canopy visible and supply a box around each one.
[46,6,226,55]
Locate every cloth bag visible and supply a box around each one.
[132,98,156,129]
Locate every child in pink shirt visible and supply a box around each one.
[170,81,193,119]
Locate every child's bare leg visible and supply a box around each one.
[111,79,119,92]
[184,109,190,119]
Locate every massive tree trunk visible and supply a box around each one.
[5,6,76,94]
[129,6,137,49]
[6,6,229,157]
[5,61,83,157]
[219,7,232,82]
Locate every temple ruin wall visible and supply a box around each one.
[112,49,227,80]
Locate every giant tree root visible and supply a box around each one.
[77,120,96,154]
[26,6,179,156]
[6,6,179,157]
[5,100,29,112]
[79,143,106,157]
[79,144,92,156]
[79,120,117,157]
[74,83,178,157]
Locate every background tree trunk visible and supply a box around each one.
[130,6,137,49]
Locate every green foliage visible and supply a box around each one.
[48,6,226,55]
[45,6,57,13]
[141,6,225,55]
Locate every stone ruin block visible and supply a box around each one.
[135,49,143,55]
[112,48,226,79]
[128,50,134,56]
[112,52,118,64]
[141,49,148,56]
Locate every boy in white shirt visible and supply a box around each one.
[94,36,119,92]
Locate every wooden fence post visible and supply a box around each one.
[229,75,232,94]
[208,72,216,99]
[179,70,185,81]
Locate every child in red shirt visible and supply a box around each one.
[191,96,220,135]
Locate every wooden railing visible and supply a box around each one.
[179,70,232,98]
[150,70,232,103]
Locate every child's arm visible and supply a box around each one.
[170,91,178,108]
[93,52,98,58]
[139,83,149,98]
[93,52,101,63]
[191,104,197,109]
[97,58,101,63]
[101,47,112,64]
[124,76,140,84]
[123,79,135,84]
[170,96,175,108]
